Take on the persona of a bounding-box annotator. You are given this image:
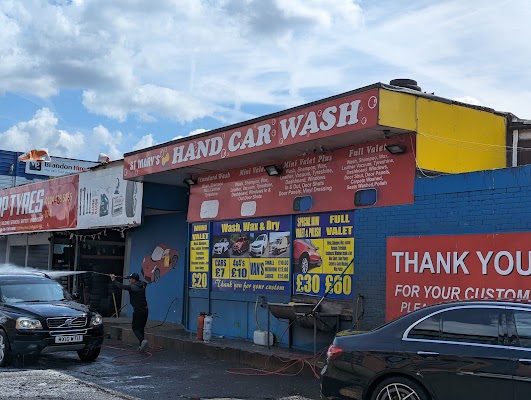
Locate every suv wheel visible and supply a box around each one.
[0,330,12,367]
[77,346,101,362]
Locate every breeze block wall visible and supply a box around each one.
[354,165,531,329]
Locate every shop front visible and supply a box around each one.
[0,161,144,317]
[123,81,511,351]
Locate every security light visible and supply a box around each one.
[385,144,406,155]
[183,178,198,187]
[264,165,282,176]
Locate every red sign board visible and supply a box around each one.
[187,135,415,221]
[124,89,379,178]
[0,175,78,234]
[386,233,531,320]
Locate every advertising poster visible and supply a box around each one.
[187,135,415,221]
[189,222,210,289]
[293,211,354,299]
[387,233,531,320]
[77,165,143,228]
[0,175,78,234]
[211,216,291,295]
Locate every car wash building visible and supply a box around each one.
[122,79,530,351]
[0,160,145,317]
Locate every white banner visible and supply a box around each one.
[25,157,98,177]
[77,165,142,228]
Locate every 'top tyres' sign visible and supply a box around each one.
[0,175,78,234]
[386,233,531,320]
[0,163,143,234]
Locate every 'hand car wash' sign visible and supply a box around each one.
[386,233,531,320]
[124,89,379,177]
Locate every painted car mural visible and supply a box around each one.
[293,238,322,273]
[141,244,178,283]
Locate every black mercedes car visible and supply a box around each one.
[0,273,104,366]
[321,300,531,400]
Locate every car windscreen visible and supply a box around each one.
[0,281,67,303]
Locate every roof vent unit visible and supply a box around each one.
[389,79,422,92]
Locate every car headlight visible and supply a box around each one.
[16,317,43,330]
[90,313,103,326]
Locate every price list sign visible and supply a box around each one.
[189,222,210,289]
[293,211,354,299]
[211,216,291,295]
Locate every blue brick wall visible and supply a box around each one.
[354,165,531,329]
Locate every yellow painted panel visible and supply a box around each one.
[378,89,417,131]
[416,99,506,173]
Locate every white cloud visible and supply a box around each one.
[2,0,531,157]
[0,0,366,125]
[453,96,483,106]
[90,125,123,160]
[172,128,209,141]
[132,134,157,151]
[0,108,85,156]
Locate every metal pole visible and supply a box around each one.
[312,257,354,314]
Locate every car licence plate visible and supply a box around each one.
[55,335,83,343]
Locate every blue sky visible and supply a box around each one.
[1,0,529,162]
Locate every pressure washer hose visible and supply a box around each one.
[90,271,125,279]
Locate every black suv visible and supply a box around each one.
[0,273,104,367]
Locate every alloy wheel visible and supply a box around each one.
[0,334,5,362]
[301,257,309,273]
[0,335,7,365]
[376,383,421,400]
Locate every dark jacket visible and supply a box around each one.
[114,280,148,310]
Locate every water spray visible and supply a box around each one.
[0,264,125,279]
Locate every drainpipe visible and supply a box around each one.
[512,129,519,167]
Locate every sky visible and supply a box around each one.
[1,0,530,162]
